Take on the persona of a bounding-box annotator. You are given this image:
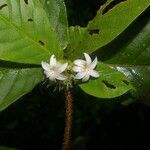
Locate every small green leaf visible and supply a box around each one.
[67,0,150,59]
[65,26,86,59]
[79,63,132,98]
[40,0,69,49]
[0,67,43,111]
[0,0,62,64]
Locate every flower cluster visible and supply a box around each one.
[41,53,99,82]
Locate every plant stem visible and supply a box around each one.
[62,87,73,150]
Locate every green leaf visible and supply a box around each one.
[0,0,62,64]
[40,0,69,49]
[0,67,43,111]
[98,12,150,100]
[65,26,86,59]
[66,0,150,59]
[79,63,132,98]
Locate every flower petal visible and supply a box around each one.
[75,72,86,79]
[89,70,100,78]
[84,53,91,64]
[50,55,56,66]
[90,57,98,69]
[74,59,86,67]
[49,76,56,81]
[73,66,84,72]
[57,63,68,73]
[44,71,51,78]
[45,71,57,81]
[41,61,50,71]
[56,74,67,80]
[82,74,90,82]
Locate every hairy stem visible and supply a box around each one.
[62,87,73,150]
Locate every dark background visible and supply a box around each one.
[0,0,150,150]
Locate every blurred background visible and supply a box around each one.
[0,0,150,150]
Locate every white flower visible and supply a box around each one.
[41,55,68,81]
[73,53,100,82]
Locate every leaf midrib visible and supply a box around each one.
[108,64,150,67]
[0,14,51,55]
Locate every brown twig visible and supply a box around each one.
[62,87,73,150]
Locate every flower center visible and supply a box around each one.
[84,64,91,73]
[49,67,56,76]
